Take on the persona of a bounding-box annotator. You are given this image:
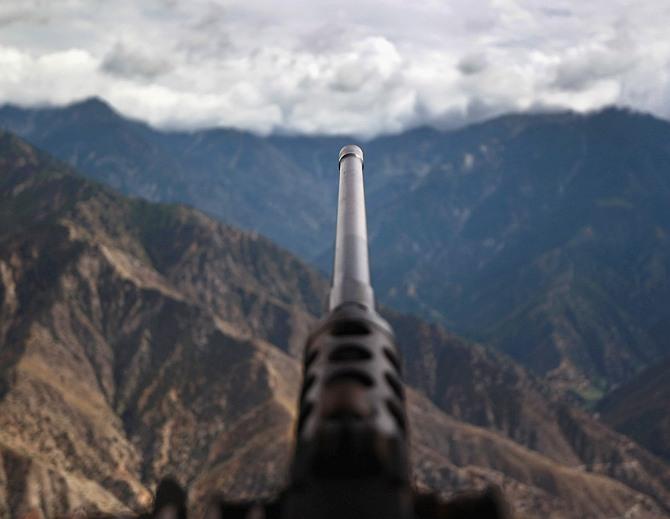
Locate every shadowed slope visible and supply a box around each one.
[598,356,670,463]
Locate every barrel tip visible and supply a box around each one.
[339,144,364,165]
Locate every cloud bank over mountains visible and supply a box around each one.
[1,0,669,137]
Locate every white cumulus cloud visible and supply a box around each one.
[0,0,669,137]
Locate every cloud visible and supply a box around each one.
[552,47,635,91]
[101,42,172,80]
[0,47,101,106]
[0,0,668,137]
[539,7,573,18]
[458,53,489,76]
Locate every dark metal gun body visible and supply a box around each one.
[284,145,412,519]
[155,146,509,519]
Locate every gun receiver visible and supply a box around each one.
[153,146,509,519]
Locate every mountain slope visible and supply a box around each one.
[598,356,670,463]
[1,131,670,518]
[368,109,670,394]
[0,99,336,258]
[0,131,321,516]
[388,310,670,512]
[3,101,670,396]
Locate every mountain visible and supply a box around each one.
[2,131,670,518]
[0,98,337,259]
[0,130,323,516]
[367,109,670,398]
[389,310,670,514]
[597,356,670,463]
[3,100,670,397]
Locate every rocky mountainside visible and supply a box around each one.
[0,131,323,517]
[597,356,670,463]
[1,132,670,518]
[0,98,334,259]
[2,101,670,398]
[367,109,670,399]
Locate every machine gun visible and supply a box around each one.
[147,146,510,519]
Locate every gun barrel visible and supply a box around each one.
[330,145,374,310]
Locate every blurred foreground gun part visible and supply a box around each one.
[282,144,413,519]
[156,146,510,519]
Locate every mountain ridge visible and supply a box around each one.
[3,99,670,411]
[1,130,670,518]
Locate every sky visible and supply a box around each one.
[1,0,669,137]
